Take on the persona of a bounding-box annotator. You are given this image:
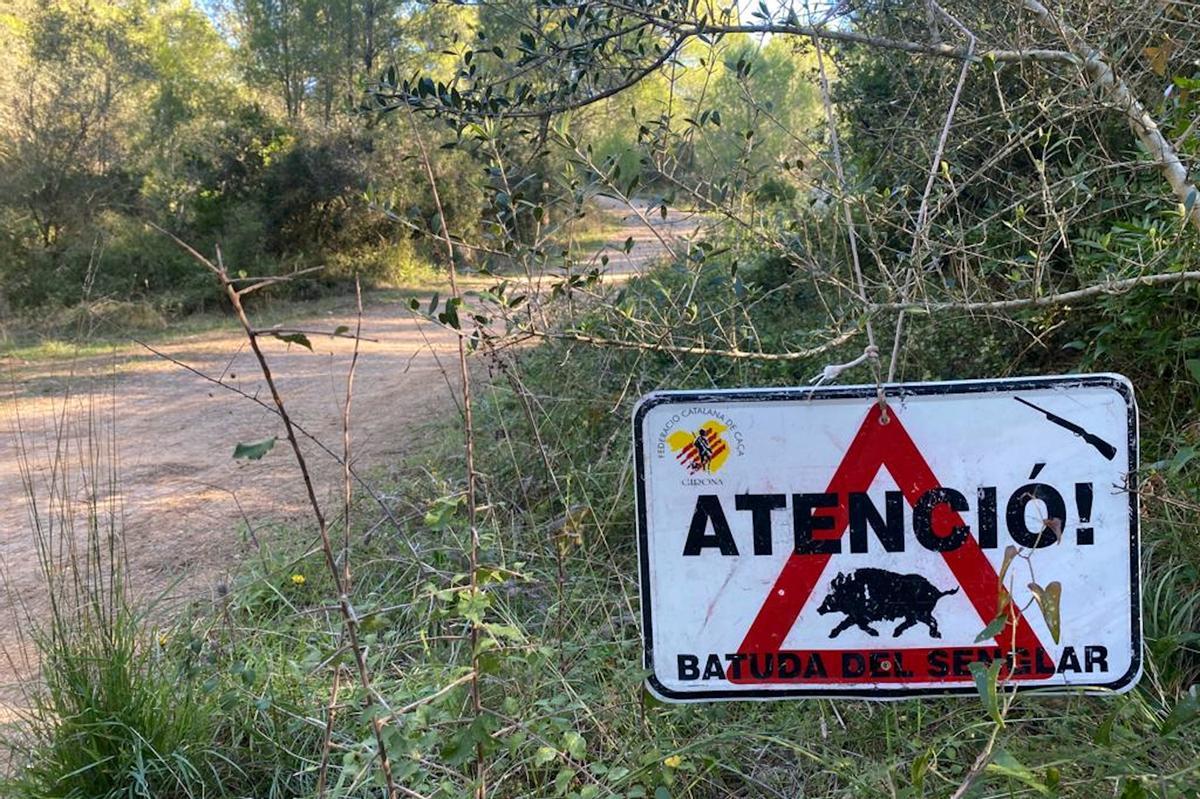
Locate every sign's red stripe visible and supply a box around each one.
[872,406,1039,657]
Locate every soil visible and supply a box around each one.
[0,200,697,718]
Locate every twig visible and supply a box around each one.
[341,278,363,591]
[385,25,1078,122]
[315,666,343,799]
[870,270,1200,312]
[887,1,976,382]
[533,327,858,360]
[158,236,399,798]
[397,89,488,799]
[257,327,380,344]
[378,670,478,723]
[226,266,325,283]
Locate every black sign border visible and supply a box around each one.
[633,374,1141,702]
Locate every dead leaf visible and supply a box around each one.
[1043,517,1063,544]
[1144,36,1177,77]
[998,545,1020,586]
[1028,581,1063,644]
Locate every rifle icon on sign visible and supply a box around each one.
[1014,396,1118,460]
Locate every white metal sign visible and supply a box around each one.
[634,375,1140,701]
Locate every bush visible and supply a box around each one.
[324,238,438,286]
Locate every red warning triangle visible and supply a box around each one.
[732,402,1048,684]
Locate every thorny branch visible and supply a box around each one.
[158,231,400,799]
[396,83,490,799]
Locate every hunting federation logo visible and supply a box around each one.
[655,407,744,483]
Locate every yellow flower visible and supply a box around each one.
[663,755,682,769]
[291,573,306,586]
[157,633,168,647]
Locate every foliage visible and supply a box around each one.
[0,0,486,317]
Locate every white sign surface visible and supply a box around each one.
[634,375,1139,701]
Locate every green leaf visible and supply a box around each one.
[534,745,558,766]
[1120,779,1150,799]
[441,713,497,765]
[333,325,349,336]
[1162,684,1200,733]
[968,659,1004,727]
[910,748,932,792]
[1168,445,1197,475]
[233,437,276,460]
[554,767,576,795]
[438,297,462,329]
[1186,358,1200,385]
[654,788,672,799]
[998,544,1019,586]
[563,730,586,759]
[975,613,1008,643]
[272,332,312,351]
[607,766,631,782]
[986,749,1049,795]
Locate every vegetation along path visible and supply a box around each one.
[0,200,691,717]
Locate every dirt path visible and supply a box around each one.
[0,200,696,717]
[0,299,467,714]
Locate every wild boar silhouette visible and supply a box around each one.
[816,568,959,639]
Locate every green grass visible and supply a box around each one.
[2,404,228,799]
[178,257,1200,795]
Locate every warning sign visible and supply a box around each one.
[633,375,1140,700]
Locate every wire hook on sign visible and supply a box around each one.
[809,345,879,389]
[876,383,890,425]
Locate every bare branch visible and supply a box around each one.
[156,238,399,797]
[535,327,859,360]
[871,270,1200,313]
[888,1,977,382]
[255,327,381,344]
